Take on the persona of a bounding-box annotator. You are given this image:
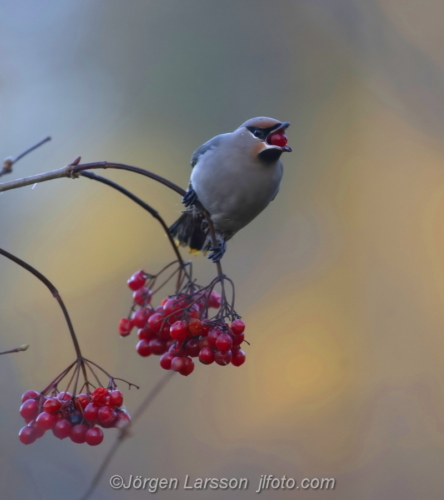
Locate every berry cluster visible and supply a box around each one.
[18,387,130,445]
[119,270,247,376]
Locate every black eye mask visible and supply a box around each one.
[246,123,281,141]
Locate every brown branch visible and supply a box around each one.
[0,344,29,355]
[79,372,175,500]
[1,136,51,178]
[0,161,185,195]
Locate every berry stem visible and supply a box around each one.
[82,358,140,390]
[40,360,77,395]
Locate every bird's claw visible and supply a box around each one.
[182,189,198,208]
[207,239,226,263]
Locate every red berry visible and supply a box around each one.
[207,328,220,348]
[85,427,104,446]
[20,399,39,420]
[57,410,70,420]
[97,406,116,426]
[231,349,246,367]
[201,320,211,336]
[188,318,204,336]
[75,394,90,410]
[148,338,167,355]
[127,270,146,291]
[171,357,184,372]
[199,337,210,350]
[115,410,132,429]
[231,319,245,334]
[188,306,200,319]
[138,326,155,341]
[267,130,288,147]
[170,320,188,341]
[109,390,123,408]
[131,308,151,328]
[21,390,39,402]
[231,331,244,346]
[179,357,194,376]
[148,312,164,333]
[214,349,232,366]
[199,347,215,365]
[53,419,72,439]
[118,318,133,337]
[186,338,200,357]
[35,411,56,430]
[58,391,72,401]
[19,426,37,445]
[159,352,175,370]
[133,287,152,306]
[43,397,62,414]
[32,422,45,439]
[84,402,100,421]
[91,387,109,404]
[166,339,176,350]
[163,297,182,318]
[168,339,182,352]
[208,291,221,309]
[70,424,88,444]
[158,321,173,340]
[136,339,152,357]
[216,333,233,351]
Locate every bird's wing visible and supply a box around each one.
[190,134,226,168]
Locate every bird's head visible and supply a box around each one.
[236,117,292,163]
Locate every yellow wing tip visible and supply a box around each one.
[172,238,206,256]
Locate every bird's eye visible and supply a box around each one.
[247,126,265,139]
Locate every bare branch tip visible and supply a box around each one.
[70,156,81,166]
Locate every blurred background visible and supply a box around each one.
[1,0,444,498]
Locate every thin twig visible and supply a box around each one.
[79,372,175,500]
[0,344,29,355]
[1,136,51,178]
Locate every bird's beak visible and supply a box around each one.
[265,122,292,152]
[276,121,291,131]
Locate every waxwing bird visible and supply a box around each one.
[169,117,292,262]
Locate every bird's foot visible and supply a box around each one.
[208,239,227,263]
[182,188,198,208]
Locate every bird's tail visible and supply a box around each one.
[169,210,209,253]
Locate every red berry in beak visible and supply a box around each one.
[267,131,288,147]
